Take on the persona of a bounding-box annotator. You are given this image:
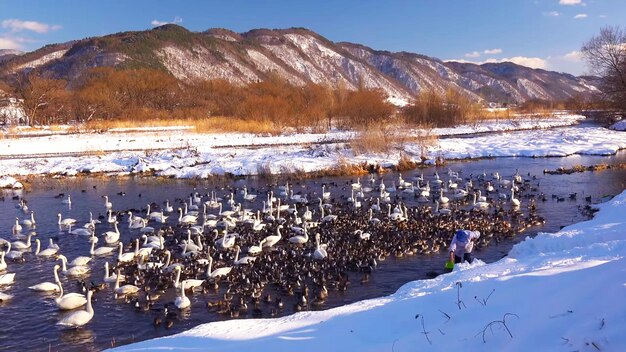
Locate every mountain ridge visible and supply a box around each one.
[0,24,599,104]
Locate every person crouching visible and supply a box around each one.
[449,229,480,264]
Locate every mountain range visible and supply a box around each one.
[0,24,600,104]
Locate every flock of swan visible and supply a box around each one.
[0,168,543,332]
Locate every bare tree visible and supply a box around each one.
[581,26,626,110]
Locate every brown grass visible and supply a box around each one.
[396,153,418,172]
[81,116,281,135]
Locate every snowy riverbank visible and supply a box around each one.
[2,113,625,180]
[112,189,626,352]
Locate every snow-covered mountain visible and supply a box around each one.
[0,25,599,104]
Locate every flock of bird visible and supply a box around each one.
[0,168,546,331]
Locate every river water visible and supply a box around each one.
[0,147,625,351]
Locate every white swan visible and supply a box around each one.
[247,239,266,255]
[69,252,92,267]
[243,185,257,202]
[206,257,232,279]
[55,266,87,310]
[103,195,112,209]
[35,239,58,257]
[58,213,76,227]
[22,211,36,227]
[103,221,120,244]
[174,266,204,290]
[215,230,236,250]
[178,207,197,224]
[4,243,23,261]
[57,290,93,328]
[233,245,256,265]
[511,188,521,207]
[439,189,449,205]
[434,200,451,216]
[11,233,32,250]
[114,268,139,295]
[0,251,6,271]
[117,242,135,263]
[12,218,22,234]
[61,195,72,205]
[70,225,92,236]
[164,200,174,213]
[29,265,60,292]
[472,193,490,210]
[0,272,15,285]
[313,233,328,260]
[103,262,124,283]
[175,280,191,310]
[288,225,309,244]
[106,209,117,224]
[0,292,13,302]
[59,255,90,277]
[91,239,116,256]
[262,225,282,248]
[128,216,145,230]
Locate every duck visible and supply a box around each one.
[57,290,94,328]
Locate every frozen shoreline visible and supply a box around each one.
[2,113,625,181]
[111,190,626,352]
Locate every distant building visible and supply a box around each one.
[0,90,29,126]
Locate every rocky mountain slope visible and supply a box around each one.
[0,24,599,104]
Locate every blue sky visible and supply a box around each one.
[1,0,624,75]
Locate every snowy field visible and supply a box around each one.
[112,190,626,352]
[1,114,625,180]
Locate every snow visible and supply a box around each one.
[610,120,626,131]
[1,114,624,178]
[0,176,23,189]
[112,190,626,352]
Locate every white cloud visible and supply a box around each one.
[563,51,583,61]
[573,13,588,19]
[0,36,23,50]
[464,51,481,58]
[151,16,183,27]
[543,11,560,17]
[489,57,548,69]
[599,15,608,19]
[559,0,582,5]
[484,48,503,55]
[1,19,61,34]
